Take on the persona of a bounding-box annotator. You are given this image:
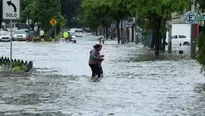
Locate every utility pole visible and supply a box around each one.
[190,0,198,59]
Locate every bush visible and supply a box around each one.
[197,32,205,75]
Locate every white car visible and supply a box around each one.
[13,30,28,41]
[0,31,11,42]
[0,33,11,42]
[166,35,190,46]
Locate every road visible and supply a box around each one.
[0,36,204,116]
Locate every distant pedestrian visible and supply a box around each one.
[98,36,102,44]
[40,29,44,39]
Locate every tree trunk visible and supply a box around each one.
[116,20,120,44]
[106,25,109,40]
[161,31,166,51]
[30,23,35,31]
[126,27,129,43]
[95,29,98,36]
[120,20,124,44]
[154,20,161,56]
[150,32,155,48]
[131,25,134,42]
[103,25,106,36]
[159,32,162,49]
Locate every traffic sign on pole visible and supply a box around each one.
[198,15,205,21]
[2,0,20,20]
[186,13,197,24]
[50,18,57,26]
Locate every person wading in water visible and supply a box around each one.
[88,44,104,80]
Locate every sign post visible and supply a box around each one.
[9,20,12,70]
[185,12,198,59]
[3,0,20,70]
[50,18,57,37]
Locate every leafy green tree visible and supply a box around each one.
[104,0,132,43]
[60,0,82,28]
[82,0,131,43]
[197,0,205,34]
[21,0,63,33]
[81,0,113,37]
[197,32,205,75]
[130,0,189,55]
[81,0,102,29]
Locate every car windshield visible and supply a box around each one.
[0,31,10,35]
[14,31,26,34]
[69,32,75,36]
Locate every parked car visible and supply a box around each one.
[13,30,28,41]
[75,29,83,37]
[0,32,11,42]
[165,35,190,46]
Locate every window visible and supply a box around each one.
[171,35,177,39]
[179,35,186,38]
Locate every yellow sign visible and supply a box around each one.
[50,18,57,26]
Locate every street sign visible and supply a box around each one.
[50,18,57,26]
[3,0,20,20]
[186,13,197,24]
[198,15,205,21]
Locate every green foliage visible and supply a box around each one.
[21,0,64,32]
[197,0,205,12]
[197,32,205,75]
[133,0,189,19]
[81,0,102,29]
[81,0,112,29]
[81,0,131,29]
[0,61,27,72]
[12,63,27,72]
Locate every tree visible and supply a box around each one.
[197,0,205,34]
[197,32,205,75]
[21,0,64,33]
[105,0,132,43]
[130,0,189,55]
[81,0,113,36]
[82,0,132,43]
[60,0,82,28]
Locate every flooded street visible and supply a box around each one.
[0,37,205,116]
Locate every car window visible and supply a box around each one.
[179,35,186,38]
[14,31,26,34]
[171,35,177,39]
